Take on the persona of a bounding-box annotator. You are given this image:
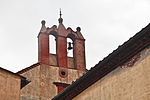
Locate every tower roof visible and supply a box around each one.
[38,13,85,40]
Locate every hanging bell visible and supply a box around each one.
[68,42,73,50]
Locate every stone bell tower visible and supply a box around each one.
[19,12,87,100]
[38,12,86,70]
[37,11,87,99]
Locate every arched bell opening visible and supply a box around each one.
[49,34,57,66]
[67,33,76,57]
[67,38,73,57]
[49,35,56,54]
[67,37,75,69]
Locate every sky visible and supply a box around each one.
[0,0,150,72]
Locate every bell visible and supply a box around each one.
[68,42,73,50]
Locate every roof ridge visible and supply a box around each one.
[16,62,40,74]
[52,23,150,100]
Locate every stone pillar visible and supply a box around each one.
[56,37,68,68]
[38,33,50,65]
[74,39,86,70]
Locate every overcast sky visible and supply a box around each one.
[0,0,150,72]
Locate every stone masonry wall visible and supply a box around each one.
[0,70,21,100]
[20,65,85,100]
[20,65,40,100]
[74,47,150,100]
[49,54,75,69]
[39,65,85,100]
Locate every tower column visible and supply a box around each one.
[56,10,68,68]
[38,20,50,65]
[56,37,68,68]
[74,39,86,70]
[38,33,50,65]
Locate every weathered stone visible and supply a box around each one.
[73,47,150,100]
[0,69,21,100]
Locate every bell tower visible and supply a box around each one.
[18,12,86,100]
[38,11,86,70]
[37,11,86,99]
